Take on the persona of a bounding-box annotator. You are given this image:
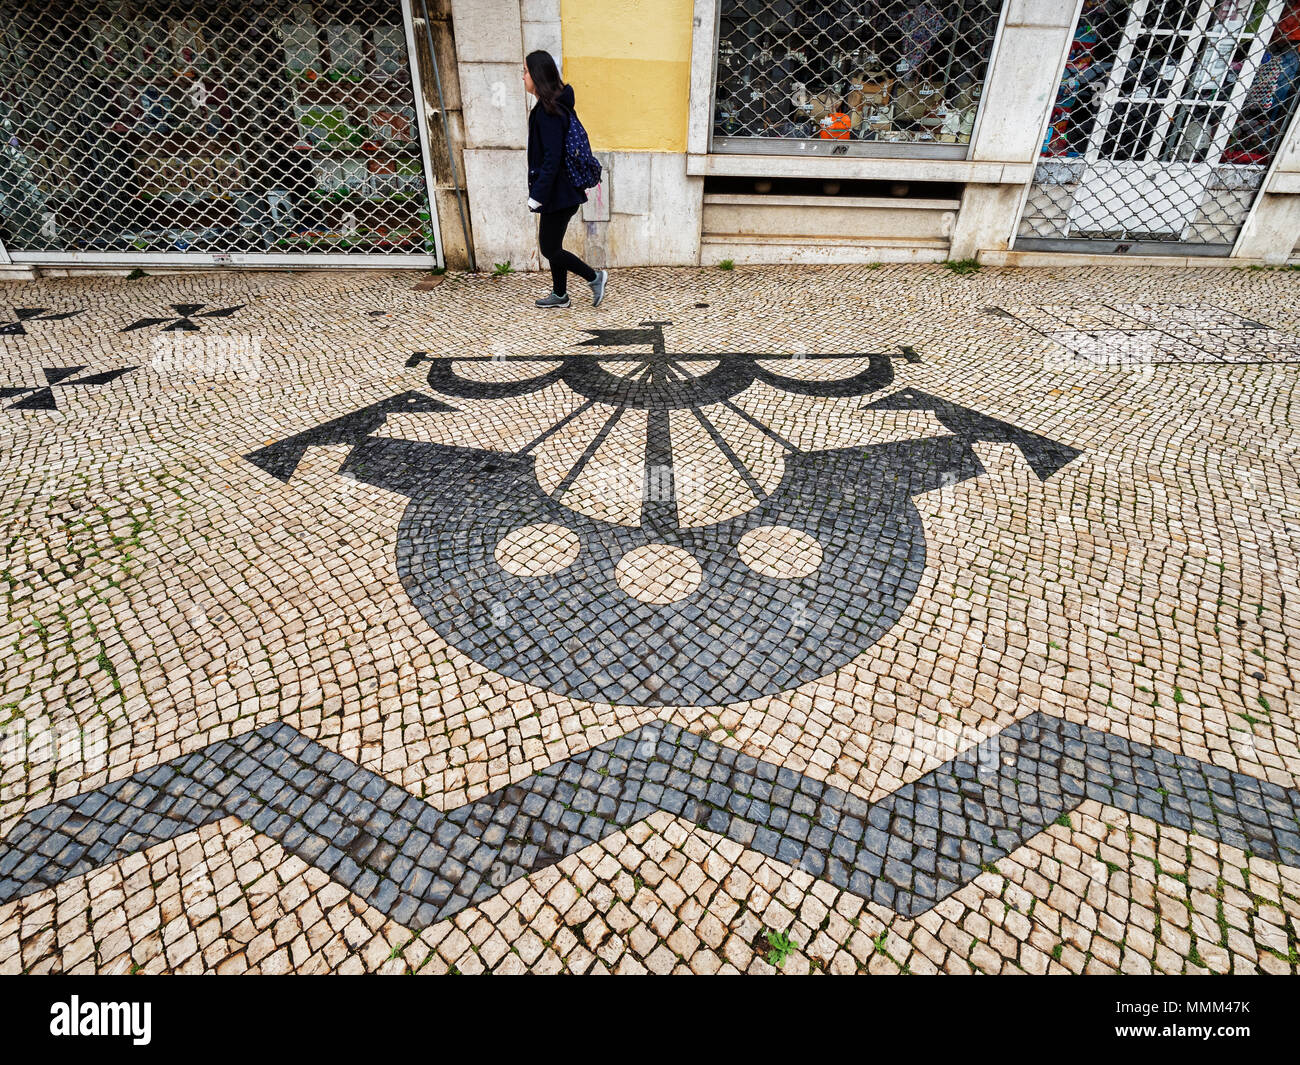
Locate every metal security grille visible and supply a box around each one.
[0,1,439,265]
[712,0,1004,157]
[1018,0,1300,255]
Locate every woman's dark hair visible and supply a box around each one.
[526,50,566,115]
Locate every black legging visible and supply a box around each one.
[537,205,596,297]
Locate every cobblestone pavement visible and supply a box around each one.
[0,263,1297,974]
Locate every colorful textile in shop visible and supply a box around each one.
[900,2,945,70]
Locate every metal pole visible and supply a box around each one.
[417,0,475,271]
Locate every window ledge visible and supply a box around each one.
[1266,171,1300,195]
[704,193,961,210]
[687,153,1032,185]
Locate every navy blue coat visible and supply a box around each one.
[527,84,587,214]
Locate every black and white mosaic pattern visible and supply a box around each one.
[251,324,1081,706]
[2,713,1295,926]
[121,303,246,334]
[1,365,135,411]
[3,264,1298,974]
[0,307,82,337]
[991,302,1300,365]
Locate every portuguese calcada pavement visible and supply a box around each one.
[0,262,1297,975]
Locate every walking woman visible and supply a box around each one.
[524,50,608,309]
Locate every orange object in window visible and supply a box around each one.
[818,112,851,139]
[1282,1,1300,40]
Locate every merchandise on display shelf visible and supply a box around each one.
[134,20,170,77]
[112,84,153,134]
[282,16,322,76]
[1282,0,1300,41]
[863,104,895,134]
[170,17,208,73]
[893,78,943,122]
[937,105,974,143]
[326,24,366,79]
[1245,46,1300,113]
[194,155,242,199]
[1042,105,1071,157]
[87,15,130,76]
[265,189,298,231]
[295,103,360,148]
[372,26,406,77]
[367,157,423,197]
[312,157,370,197]
[817,111,852,138]
[844,52,893,130]
[367,105,415,143]
[790,82,839,124]
[138,154,187,199]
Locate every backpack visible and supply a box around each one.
[562,107,603,190]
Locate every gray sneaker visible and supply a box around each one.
[589,269,609,308]
[535,291,570,308]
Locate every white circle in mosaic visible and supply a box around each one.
[737,525,823,579]
[494,523,581,577]
[614,544,703,604]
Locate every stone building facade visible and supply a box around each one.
[2,0,1299,276]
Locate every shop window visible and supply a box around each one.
[0,1,434,258]
[1022,0,1300,250]
[711,0,1004,157]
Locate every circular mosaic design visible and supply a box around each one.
[737,525,824,579]
[614,543,704,604]
[495,522,581,577]
[392,441,927,706]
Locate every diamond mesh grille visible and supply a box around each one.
[0,1,436,259]
[1018,0,1300,250]
[712,0,1003,153]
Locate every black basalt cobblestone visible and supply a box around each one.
[2,713,1295,926]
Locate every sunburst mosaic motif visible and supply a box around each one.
[248,321,1080,706]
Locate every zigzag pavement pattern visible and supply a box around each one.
[2,713,1296,926]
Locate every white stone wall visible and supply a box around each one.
[450,0,537,270]
[948,0,1083,259]
[566,153,702,267]
[450,0,702,271]
[1236,114,1300,263]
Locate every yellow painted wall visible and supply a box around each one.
[559,0,693,152]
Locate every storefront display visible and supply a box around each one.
[712,0,1002,155]
[1019,0,1300,254]
[0,0,436,260]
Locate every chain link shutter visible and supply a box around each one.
[1019,0,1300,254]
[0,1,436,261]
[712,0,1003,156]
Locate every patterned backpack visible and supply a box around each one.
[562,106,603,190]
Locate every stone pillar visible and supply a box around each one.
[1233,117,1300,264]
[948,0,1081,260]
[450,0,537,270]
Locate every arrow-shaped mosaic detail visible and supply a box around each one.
[0,308,83,337]
[121,303,245,333]
[1,713,1295,926]
[1,365,136,410]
